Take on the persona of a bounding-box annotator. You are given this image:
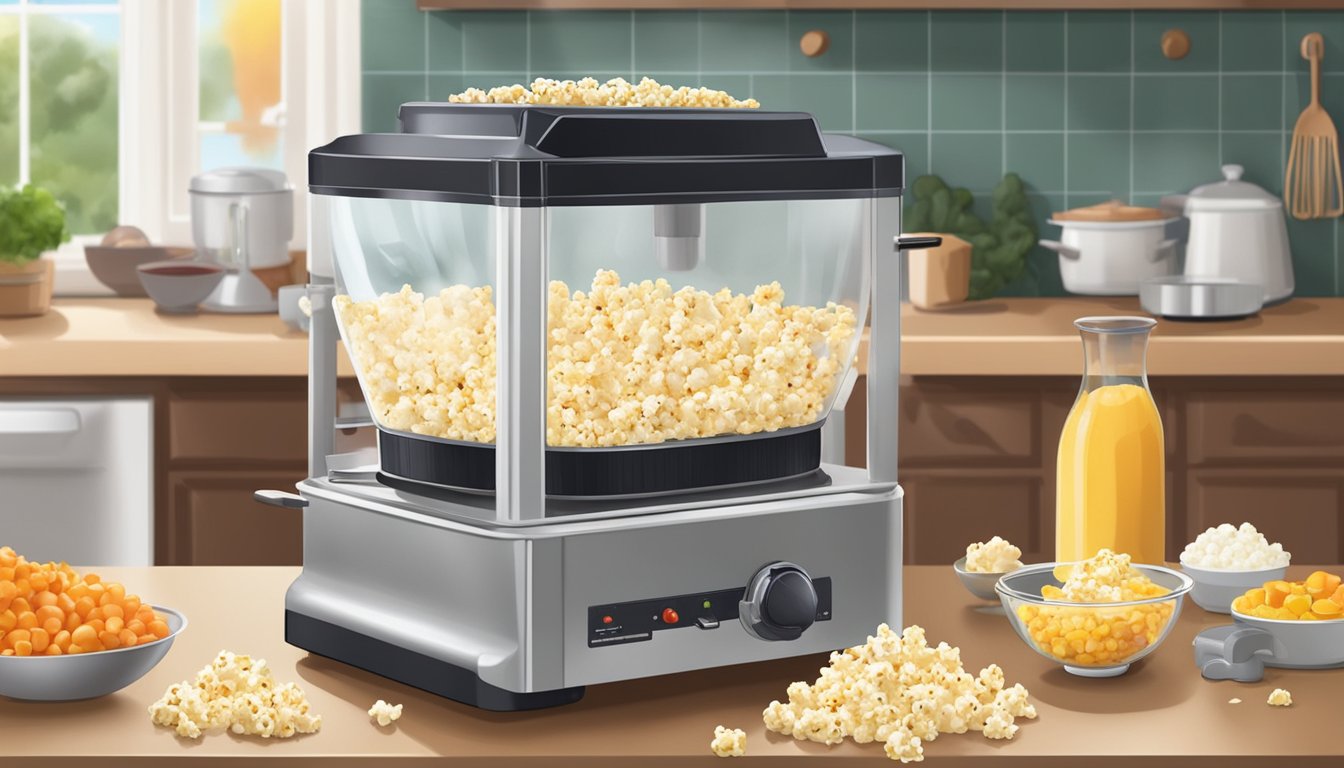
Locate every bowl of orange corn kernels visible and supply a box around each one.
[1224,571,1344,669]
[996,553,1193,678]
[0,547,187,701]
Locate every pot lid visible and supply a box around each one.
[1184,164,1281,210]
[189,167,290,194]
[1052,200,1168,222]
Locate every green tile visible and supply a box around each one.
[634,11,699,74]
[1133,12,1218,72]
[1132,132,1220,194]
[461,12,527,72]
[751,74,852,132]
[1222,75,1283,131]
[700,11,787,72]
[1067,12,1132,73]
[1286,217,1336,296]
[929,133,1002,191]
[788,11,854,72]
[427,74,465,102]
[1005,74,1064,130]
[856,132,928,182]
[530,11,632,74]
[1069,192,1119,209]
[855,74,927,131]
[361,0,425,72]
[1284,73,1344,132]
[362,74,425,133]
[1221,12,1284,72]
[855,12,928,72]
[930,12,1002,72]
[1133,74,1218,130]
[930,74,1001,131]
[1066,132,1130,196]
[1006,133,1064,192]
[426,11,462,72]
[1005,12,1064,72]
[1065,74,1130,131]
[1285,12,1344,73]
[1220,132,1286,198]
[700,74,751,101]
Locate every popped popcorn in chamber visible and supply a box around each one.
[449,77,759,109]
[335,270,857,448]
[710,725,747,757]
[148,651,321,740]
[761,623,1036,763]
[964,536,1024,574]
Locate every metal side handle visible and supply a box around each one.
[254,490,308,509]
[0,408,81,436]
[1193,624,1275,682]
[894,235,943,252]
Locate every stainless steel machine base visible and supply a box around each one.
[285,468,903,710]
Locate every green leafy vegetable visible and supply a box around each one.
[0,185,71,264]
[905,173,1036,300]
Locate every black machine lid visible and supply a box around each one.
[309,103,903,207]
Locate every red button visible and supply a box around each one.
[602,615,613,625]
[662,608,680,624]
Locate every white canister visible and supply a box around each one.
[1040,217,1180,295]
[189,168,294,271]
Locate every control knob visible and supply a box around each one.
[739,561,818,641]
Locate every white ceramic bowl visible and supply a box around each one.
[1179,559,1289,614]
[0,606,186,701]
[952,556,1013,601]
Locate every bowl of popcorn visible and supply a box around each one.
[954,536,1024,601]
[1179,523,1291,614]
[0,546,186,701]
[996,549,1193,677]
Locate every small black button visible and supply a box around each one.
[696,616,720,630]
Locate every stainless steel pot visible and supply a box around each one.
[189,167,293,270]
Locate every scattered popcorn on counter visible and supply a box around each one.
[710,725,747,757]
[368,699,403,727]
[1228,698,1242,704]
[1267,688,1293,707]
[148,651,321,740]
[449,77,759,109]
[335,270,857,447]
[761,624,1036,763]
[964,536,1024,574]
[1181,523,1290,570]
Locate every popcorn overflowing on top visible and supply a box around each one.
[761,623,1036,763]
[449,77,759,109]
[1048,548,1163,603]
[1181,522,1290,571]
[964,536,1024,574]
[148,651,321,739]
[710,725,747,757]
[335,270,856,447]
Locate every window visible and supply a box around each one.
[0,0,360,295]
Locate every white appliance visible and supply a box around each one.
[0,398,153,566]
[190,167,293,314]
[1040,211,1181,296]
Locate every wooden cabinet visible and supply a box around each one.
[167,470,305,565]
[852,376,1344,565]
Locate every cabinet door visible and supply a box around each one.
[168,470,305,565]
[167,382,307,464]
[1187,390,1344,464]
[900,471,1051,565]
[1187,470,1344,564]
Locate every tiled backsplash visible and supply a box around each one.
[362,4,1344,298]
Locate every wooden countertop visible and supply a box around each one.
[3,565,1340,766]
[860,297,1344,377]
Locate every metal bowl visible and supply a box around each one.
[1179,559,1288,614]
[1229,610,1344,668]
[953,556,1012,601]
[0,606,186,701]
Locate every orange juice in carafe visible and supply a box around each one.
[1056,317,1165,565]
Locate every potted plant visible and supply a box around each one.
[0,184,70,317]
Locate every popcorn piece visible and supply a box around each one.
[368,699,403,727]
[1267,688,1293,707]
[148,651,321,740]
[1228,698,1242,704]
[449,77,759,109]
[964,536,1024,574]
[1181,522,1290,570]
[761,624,1034,763]
[710,725,747,758]
[336,270,856,448]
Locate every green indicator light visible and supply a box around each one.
[703,600,712,609]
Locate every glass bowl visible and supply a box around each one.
[996,563,1193,678]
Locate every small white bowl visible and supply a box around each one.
[953,556,1016,601]
[1179,559,1289,614]
[0,606,186,701]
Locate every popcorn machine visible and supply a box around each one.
[259,103,931,710]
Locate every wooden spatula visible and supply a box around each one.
[1286,32,1343,219]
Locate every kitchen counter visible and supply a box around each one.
[859,296,1344,376]
[3,565,1340,766]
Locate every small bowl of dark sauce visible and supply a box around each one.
[136,260,225,314]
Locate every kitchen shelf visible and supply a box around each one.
[419,1,1344,10]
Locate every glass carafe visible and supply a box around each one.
[1056,316,1166,565]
